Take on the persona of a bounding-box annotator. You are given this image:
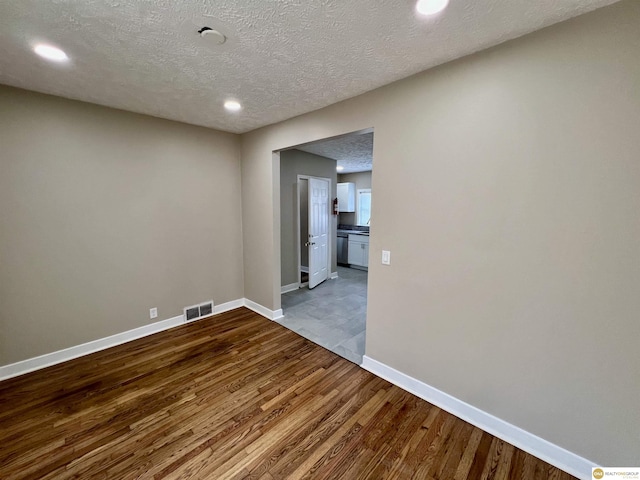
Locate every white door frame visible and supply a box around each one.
[296,174,332,289]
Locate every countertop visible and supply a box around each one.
[337,229,369,236]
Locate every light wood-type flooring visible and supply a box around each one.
[0,308,576,479]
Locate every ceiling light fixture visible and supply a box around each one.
[224,100,242,112]
[33,44,69,62]
[416,0,449,15]
[336,166,344,172]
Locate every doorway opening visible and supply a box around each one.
[278,130,373,364]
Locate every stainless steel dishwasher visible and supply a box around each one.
[337,232,349,265]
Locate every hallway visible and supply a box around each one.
[280,266,367,364]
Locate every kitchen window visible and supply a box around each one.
[357,189,371,226]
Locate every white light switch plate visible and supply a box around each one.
[382,250,391,265]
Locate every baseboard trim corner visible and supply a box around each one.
[330,271,338,279]
[243,299,284,321]
[280,283,300,294]
[360,356,595,480]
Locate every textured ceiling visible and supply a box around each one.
[296,132,374,174]
[0,0,619,134]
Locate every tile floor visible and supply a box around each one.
[280,266,367,364]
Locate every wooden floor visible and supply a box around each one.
[0,308,576,480]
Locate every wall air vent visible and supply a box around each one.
[185,306,200,321]
[183,300,215,323]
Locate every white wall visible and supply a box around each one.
[241,1,640,466]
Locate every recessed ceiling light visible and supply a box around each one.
[33,44,69,62]
[416,0,449,15]
[336,166,344,172]
[224,100,242,112]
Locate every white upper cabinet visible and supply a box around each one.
[337,182,355,212]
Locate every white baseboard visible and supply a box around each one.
[280,283,300,294]
[215,298,245,314]
[243,298,284,321]
[330,271,338,279]
[0,298,248,382]
[0,314,184,382]
[361,356,596,480]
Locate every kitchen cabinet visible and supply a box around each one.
[337,182,355,212]
[348,234,369,268]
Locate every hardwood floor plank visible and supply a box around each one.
[368,398,435,479]
[268,376,386,479]
[412,412,458,479]
[454,426,485,480]
[437,420,475,479]
[0,308,576,480]
[464,430,495,480]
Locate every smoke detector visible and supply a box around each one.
[197,27,226,45]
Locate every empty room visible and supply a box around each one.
[1,1,638,479]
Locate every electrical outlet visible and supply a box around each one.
[382,250,391,265]
[149,307,158,319]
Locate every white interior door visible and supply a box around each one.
[308,177,329,289]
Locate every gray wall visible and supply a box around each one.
[280,149,337,287]
[0,86,244,365]
[338,171,372,226]
[241,1,640,465]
